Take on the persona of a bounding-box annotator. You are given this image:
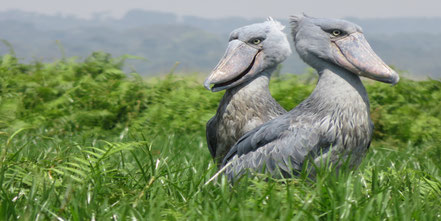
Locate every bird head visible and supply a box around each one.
[290,15,399,85]
[204,18,292,92]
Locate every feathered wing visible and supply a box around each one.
[206,117,218,159]
[222,113,330,180]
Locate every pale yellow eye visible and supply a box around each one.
[332,30,342,36]
[252,39,261,45]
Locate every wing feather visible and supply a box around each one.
[222,114,330,179]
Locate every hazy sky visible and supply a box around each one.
[1,0,440,19]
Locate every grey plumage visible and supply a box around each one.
[221,16,399,181]
[205,19,292,166]
[206,74,287,166]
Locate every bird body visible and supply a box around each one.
[221,16,399,181]
[223,66,373,179]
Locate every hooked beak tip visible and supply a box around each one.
[203,79,212,91]
[390,73,400,86]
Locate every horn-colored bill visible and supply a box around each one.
[204,40,264,92]
[332,32,399,85]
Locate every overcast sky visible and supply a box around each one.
[1,0,440,19]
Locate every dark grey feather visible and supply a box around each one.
[206,117,217,159]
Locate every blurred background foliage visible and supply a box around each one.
[1,52,439,146]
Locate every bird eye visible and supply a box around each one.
[332,30,342,36]
[252,38,262,45]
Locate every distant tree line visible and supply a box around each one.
[0,10,440,78]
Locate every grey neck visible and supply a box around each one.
[296,63,370,117]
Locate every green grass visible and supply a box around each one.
[0,53,440,220]
[1,131,440,220]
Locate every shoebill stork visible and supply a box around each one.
[204,18,292,167]
[220,15,399,181]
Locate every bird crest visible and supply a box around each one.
[290,13,312,29]
[290,14,306,39]
[266,16,285,31]
[289,14,304,27]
